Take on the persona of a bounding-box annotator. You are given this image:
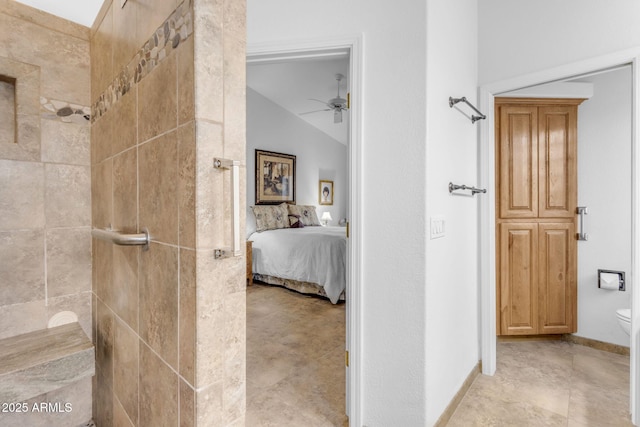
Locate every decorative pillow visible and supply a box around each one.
[287,204,321,226]
[288,214,304,228]
[251,203,289,232]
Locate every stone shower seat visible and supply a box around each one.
[0,322,94,403]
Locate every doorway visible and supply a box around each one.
[246,36,363,425]
[479,54,640,424]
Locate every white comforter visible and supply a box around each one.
[249,226,346,303]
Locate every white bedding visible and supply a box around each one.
[249,226,346,303]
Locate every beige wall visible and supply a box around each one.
[91,0,246,425]
[0,1,92,425]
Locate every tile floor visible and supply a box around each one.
[247,283,632,426]
[246,282,348,426]
[448,340,632,426]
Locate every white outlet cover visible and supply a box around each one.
[430,215,445,239]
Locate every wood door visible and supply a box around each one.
[496,98,581,336]
[499,223,538,335]
[498,105,538,219]
[538,222,576,333]
[538,107,577,218]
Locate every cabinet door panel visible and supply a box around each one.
[538,223,576,333]
[499,106,538,218]
[500,223,538,335]
[538,107,577,218]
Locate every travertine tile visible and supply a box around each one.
[0,160,44,231]
[91,107,113,165]
[139,341,178,426]
[46,227,92,298]
[111,245,139,332]
[196,383,224,426]
[110,90,137,156]
[40,120,90,166]
[179,248,196,385]
[180,378,195,427]
[192,0,223,123]
[194,120,223,250]
[135,0,178,49]
[0,80,15,145]
[222,8,246,162]
[0,300,47,340]
[47,292,93,345]
[91,159,112,229]
[93,238,113,306]
[112,0,139,75]
[90,5,113,103]
[96,299,114,390]
[46,377,93,427]
[223,291,246,425]
[139,130,179,245]
[112,147,138,232]
[95,365,113,427]
[113,394,135,427]
[45,164,91,228]
[178,123,196,249]
[139,242,179,368]
[137,51,177,143]
[0,230,45,305]
[113,317,139,425]
[177,35,195,125]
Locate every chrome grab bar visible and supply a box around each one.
[213,158,241,259]
[91,227,150,250]
[577,206,588,241]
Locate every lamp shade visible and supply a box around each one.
[321,212,332,221]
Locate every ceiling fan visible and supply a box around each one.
[300,73,348,123]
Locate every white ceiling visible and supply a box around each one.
[247,55,350,145]
[13,0,103,27]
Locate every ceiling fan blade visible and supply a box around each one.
[299,109,331,115]
[308,98,331,107]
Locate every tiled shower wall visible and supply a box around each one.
[0,0,92,425]
[90,0,246,425]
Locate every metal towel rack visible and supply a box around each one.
[92,227,150,250]
[449,182,487,195]
[449,96,486,123]
[213,158,241,259]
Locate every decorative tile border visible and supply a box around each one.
[40,96,91,124]
[91,0,193,123]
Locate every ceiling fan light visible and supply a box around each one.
[334,109,342,124]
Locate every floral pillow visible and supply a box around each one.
[251,203,289,232]
[287,204,321,226]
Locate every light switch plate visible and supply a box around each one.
[430,215,445,239]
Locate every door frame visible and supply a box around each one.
[247,34,364,426]
[479,49,640,423]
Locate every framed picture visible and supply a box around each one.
[319,180,334,205]
[255,149,296,205]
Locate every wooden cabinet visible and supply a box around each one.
[246,240,253,286]
[496,98,582,336]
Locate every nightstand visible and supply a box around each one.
[246,240,253,286]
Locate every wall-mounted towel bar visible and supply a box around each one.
[449,182,487,195]
[92,227,150,250]
[449,96,486,123]
[213,158,241,259]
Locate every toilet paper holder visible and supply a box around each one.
[598,269,625,291]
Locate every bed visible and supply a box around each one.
[248,204,346,304]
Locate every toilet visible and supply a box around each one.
[616,308,631,336]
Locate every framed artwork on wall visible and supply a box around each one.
[319,180,334,205]
[255,149,296,205]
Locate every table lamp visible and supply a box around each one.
[321,211,332,226]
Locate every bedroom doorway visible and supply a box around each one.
[246,36,363,425]
[479,54,640,423]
